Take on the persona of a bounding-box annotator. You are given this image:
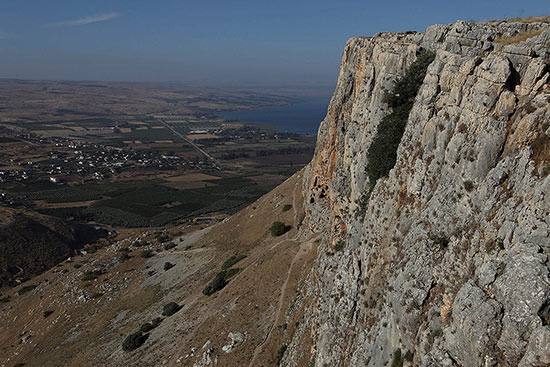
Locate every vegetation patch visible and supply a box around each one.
[43,310,54,318]
[81,270,104,281]
[494,27,547,44]
[490,16,550,24]
[122,331,149,351]
[391,348,404,367]
[17,284,37,295]
[365,51,435,189]
[140,317,163,333]
[118,250,131,262]
[163,242,177,250]
[163,262,175,271]
[269,221,291,236]
[532,133,550,169]
[162,302,182,316]
[463,180,474,192]
[221,254,247,270]
[430,235,450,249]
[282,204,292,212]
[354,191,371,220]
[334,240,346,252]
[140,249,153,258]
[276,344,288,366]
[202,268,241,296]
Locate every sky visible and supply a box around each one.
[0,0,549,89]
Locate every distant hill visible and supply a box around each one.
[0,207,106,287]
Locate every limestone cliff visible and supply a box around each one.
[284,20,550,366]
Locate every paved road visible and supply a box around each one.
[154,117,221,167]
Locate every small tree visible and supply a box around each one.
[270,221,290,236]
[122,331,148,351]
[140,250,153,258]
[164,262,175,271]
[276,344,288,365]
[203,272,227,295]
[162,302,181,316]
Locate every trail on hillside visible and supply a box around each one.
[248,173,315,367]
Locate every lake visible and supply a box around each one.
[219,99,330,135]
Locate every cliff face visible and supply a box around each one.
[284,21,550,366]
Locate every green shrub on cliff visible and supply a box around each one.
[366,50,436,190]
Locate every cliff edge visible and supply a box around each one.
[283,19,550,367]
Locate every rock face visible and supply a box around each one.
[284,21,550,366]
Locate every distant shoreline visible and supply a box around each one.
[217,99,329,135]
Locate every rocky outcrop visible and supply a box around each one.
[284,20,550,366]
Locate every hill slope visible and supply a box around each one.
[2,19,550,367]
[0,207,105,287]
[0,172,316,366]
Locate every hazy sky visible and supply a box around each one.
[0,1,549,87]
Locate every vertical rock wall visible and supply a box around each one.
[285,21,550,367]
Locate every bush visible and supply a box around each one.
[140,322,154,333]
[81,270,104,281]
[43,310,54,318]
[164,242,177,250]
[17,285,37,295]
[334,240,345,252]
[366,51,435,189]
[282,204,292,212]
[156,233,169,243]
[118,252,131,263]
[431,235,449,249]
[140,317,162,333]
[202,268,241,296]
[463,180,474,192]
[91,292,103,299]
[122,331,148,351]
[269,221,290,236]
[221,254,247,270]
[162,302,181,316]
[140,250,153,258]
[164,262,175,271]
[151,317,163,327]
[276,344,288,365]
[203,271,228,296]
[354,191,371,220]
[391,348,404,367]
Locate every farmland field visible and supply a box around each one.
[15,175,274,228]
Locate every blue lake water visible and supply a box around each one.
[219,99,330,135]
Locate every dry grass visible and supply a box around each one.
[532,133,550,168]
[494,27,547,45]
[490,16,550,24]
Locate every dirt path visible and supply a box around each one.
[247,235,314,367]
[247,173,314,367]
